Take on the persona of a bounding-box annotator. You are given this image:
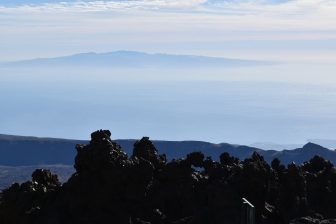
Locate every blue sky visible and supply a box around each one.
[1,0,335,62]
[0,0,292,5]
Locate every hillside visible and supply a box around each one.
[0,165,74,190]
[1,130,336,224]
[1,133,336,190]
[1,134,336,166]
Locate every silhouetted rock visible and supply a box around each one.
[219,152,239,166]
[290,216,336,224]
[1,130,336,224]
[0,169,60,224]
[132,137,166,169]
[186,152,204,167]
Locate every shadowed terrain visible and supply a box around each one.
[1,130,336,224]
[1,133,336,191]
[1,134,336,166]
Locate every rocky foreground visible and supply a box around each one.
[0,130,336,224]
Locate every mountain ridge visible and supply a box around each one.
[1,130,336,224]
[0,51,273,68]
[1,133,336,190]
[1,133,335,166]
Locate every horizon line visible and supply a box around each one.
[0,50,275,64]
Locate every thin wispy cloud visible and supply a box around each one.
[0,0,335,15]
[1,0,335,32]
[1,0,335,61]
[0,0,208,12]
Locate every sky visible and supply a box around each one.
[1,0,336,145]
[0,0,336,62]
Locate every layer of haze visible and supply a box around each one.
[1,63,336,145]
[1,0,336,145]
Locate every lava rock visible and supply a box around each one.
[1,130,336,224]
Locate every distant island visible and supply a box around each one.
[0,51,273,68]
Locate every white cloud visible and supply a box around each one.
[1,0,336,30]
[0,0,334,14]
[0,0,208,12]
[0,0,335,61]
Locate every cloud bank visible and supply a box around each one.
[0,0,335,61]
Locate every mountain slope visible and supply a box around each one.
[1,134,336,190]
[263,142,336,165]
[1,134,335,166]
[0,165,74,190]
[0,51,271,68]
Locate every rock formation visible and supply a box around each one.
[1,130,336,224]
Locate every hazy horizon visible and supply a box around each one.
[1,57,336,145]
[1,0,336,145]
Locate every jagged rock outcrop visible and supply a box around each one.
[0,169,60,224]
[132,136,166,169]
[1,130,336,224]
